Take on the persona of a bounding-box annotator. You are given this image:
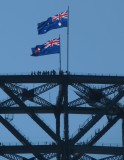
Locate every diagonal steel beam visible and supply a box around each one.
[86,116,119,145]
[71,83,90,97]
[1,83,61,143]
[73,116,120,160]
[0,116,46,160]
[0,154,28,160]
[33,83,58,95]
[5,83,58,97]
[5,83,24,95]
[77,90,124,120]
[29,153,57,160]
[80,154,96,160]
[72,83,123,104]
[101,84,123,96]
[0,83,57,108]
[1,83,59,159]
[68,98,86,107]
[70,91,124,145]
[99,155,123,160]
[0,116,32,145]
[32,96,52,106]
[73,116,122,160]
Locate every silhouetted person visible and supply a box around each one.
[53,70,56,75]
[31,71,33,75]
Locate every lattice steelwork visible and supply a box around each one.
[0,74,124,160]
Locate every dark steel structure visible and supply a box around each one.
[0,73,124,160]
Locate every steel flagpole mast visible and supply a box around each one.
[67,6,69,74]
[59,35,61,72]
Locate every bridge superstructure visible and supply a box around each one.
[0,73,124,160]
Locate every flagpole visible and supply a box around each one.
[67,6,69,74]
[59,35,61,72]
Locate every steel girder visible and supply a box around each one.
[0,106,123,116]
[72,116,119,160]
[0,83,57,108]
[1,84,61,143]
[80,154,96,160]
[71,83,123,106]
[0,145,124,155]
[70,87,124,159]
[0,83,60,159]
[99,155,124,160]
[0,74,124,84]
[0,76,122,159]
[70,90,124,145]
[0,116,46,160]
[0,154,28,160]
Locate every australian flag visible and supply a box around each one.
[31,38,60,56]
[37,10,68,35]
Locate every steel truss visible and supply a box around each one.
[0,74,124,160]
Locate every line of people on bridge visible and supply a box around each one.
[31,70,70,76]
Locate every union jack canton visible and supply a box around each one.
[45,39,60,49]
[52,11,68,22]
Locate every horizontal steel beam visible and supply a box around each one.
[0,145,124,155]
[0,74,124,84]
[72,145,124,155]
[0,106,123,116]
[0,145,60,154]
